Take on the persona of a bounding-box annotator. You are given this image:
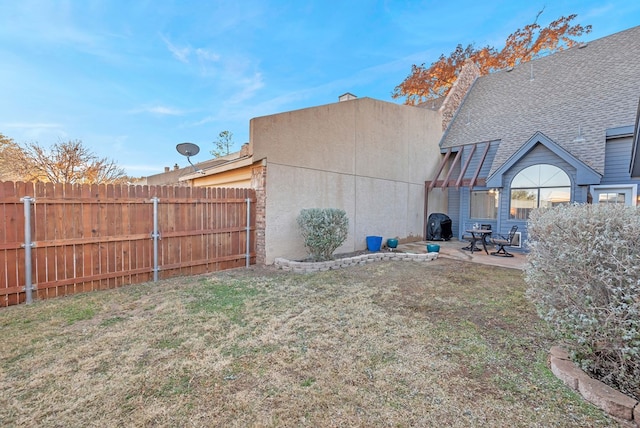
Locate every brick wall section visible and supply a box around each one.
[439,59,480,131]
[251,163,267,265]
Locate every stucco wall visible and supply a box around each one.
[251,97,444,263]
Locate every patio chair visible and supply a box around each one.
[490,225,518,257]
[480,224,492,246]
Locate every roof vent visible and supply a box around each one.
[529,63,534,81]
[573,125,586,143]
[578,42,588,49]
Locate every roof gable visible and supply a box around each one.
[486,132,601,188]
[440,25,640,177]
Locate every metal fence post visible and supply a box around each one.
[151,197,160,282]
[246,198,251,268]
[21,196,35,304]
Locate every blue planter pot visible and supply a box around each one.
[426,244,440,253]
[366,236,383,251]
[386,238,398,249]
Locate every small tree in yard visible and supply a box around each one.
[211,130,234,158]
[525,204,640,400]
[297,208,349,262]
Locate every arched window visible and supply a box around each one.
[509,164,570,220]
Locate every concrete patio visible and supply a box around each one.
[397,239,526,270]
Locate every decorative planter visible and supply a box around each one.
[426,243,440,253]
[386,238,398,249]
[366,236,383,252]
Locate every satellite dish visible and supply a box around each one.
[176,142,202,172]
[176,142,200,157]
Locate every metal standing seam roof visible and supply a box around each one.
[439,25,640,178]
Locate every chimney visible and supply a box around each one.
[439,59,480,131]
[174,164,179,170]
[338,92,357,102]
[240,142,250,157]
[164,167,170,172]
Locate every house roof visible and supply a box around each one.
[440,25,640,177]
[144,157,231,185]
[144,146,251,185]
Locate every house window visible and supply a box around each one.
[598,192,625,204]
[470,190,498,219]
[509,164,571,220]
[590,185,637,206]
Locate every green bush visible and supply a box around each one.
[525,204,640,400]
[297,208,349,261]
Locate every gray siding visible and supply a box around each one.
[447,188,461,238]
[601,136,640,185]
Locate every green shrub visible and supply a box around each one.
[525,203,640,400]
[297,208,349,261]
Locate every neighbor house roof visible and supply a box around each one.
[440,25,640,177]
[144,157,231,186]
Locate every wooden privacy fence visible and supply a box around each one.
[0,181,256,307]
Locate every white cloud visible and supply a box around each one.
[2,122,63,129]
[229,72,265,103]
[129,105,185,116]
[162,35,221,66]
[0,122,68,144]
[195,48,221,62]
[162,35,191,63]
[147,106,185,116]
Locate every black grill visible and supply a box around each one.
[426,213,452,241]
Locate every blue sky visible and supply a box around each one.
[1,1,638,177]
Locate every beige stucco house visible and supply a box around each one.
[181,95,446,264]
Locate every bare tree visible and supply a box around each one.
[0,133,23,181]
[12,139,128,184]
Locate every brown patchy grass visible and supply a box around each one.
[0,258,619,427]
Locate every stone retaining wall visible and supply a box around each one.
[274,252,438,273]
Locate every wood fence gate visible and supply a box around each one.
[0,181,256,307]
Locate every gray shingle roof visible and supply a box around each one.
[440,25,640,176]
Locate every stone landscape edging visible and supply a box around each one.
[274,251,438,273]
[549,346,639,426]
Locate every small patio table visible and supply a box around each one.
[462,229,492,254]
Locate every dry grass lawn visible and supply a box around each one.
[0,258,619,427]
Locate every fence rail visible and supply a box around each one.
[0,181,256,307]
